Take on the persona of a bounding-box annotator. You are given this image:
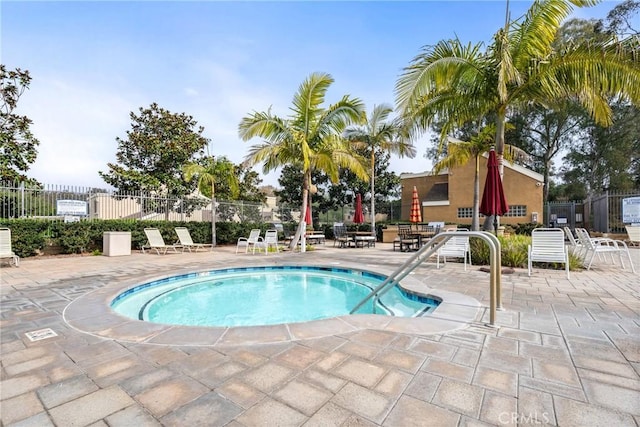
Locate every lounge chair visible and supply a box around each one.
[436,229,471,270]
[575,228,635,273]
[0,228,19,266]
[236,229,264,254]
[528,228,569,278]
[263,229,280,253]
[142,228,182,255]
[174,227,211,252]
[625,225,640,247]
[563,226,583,257]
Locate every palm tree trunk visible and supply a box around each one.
[370,151,376,238]
[211,182,216,247]
[290,172,311,250]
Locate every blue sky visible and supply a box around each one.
[2,0,621,189]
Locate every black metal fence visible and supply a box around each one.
[544,189,640,233]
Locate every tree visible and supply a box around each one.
[0,65,40,185]
[344,104,416,236]
[561,103,640,195]
[433,125,526,231]
[396,0,640,182]
[605,0,639,37]
[183,156,239,246]
[100,103,209,209]
[239,72,368,249]
[506,102,586,202]
[275,165,328,225]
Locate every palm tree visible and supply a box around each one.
[396,0,640,176]
[433,125,526,231]
[238,72,369,250]
[344,104,416,237]
[183,156,239,247]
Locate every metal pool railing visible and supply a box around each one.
[350,231,503,326]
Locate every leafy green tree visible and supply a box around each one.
[100,103,209,213]
[216,164,266,223]
[344,104,416,235]
[506,101,586,202]
[275,165,327,226]
[317,148,400,226]
[0,65,40,185]
[239,72,368,249]
[396,0,640,179]
[561,103,640,194]
[433,125,526,231]
[184,156,239,246]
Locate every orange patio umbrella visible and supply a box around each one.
[409,186,422,224]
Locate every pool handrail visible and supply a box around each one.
[350,231,502,326]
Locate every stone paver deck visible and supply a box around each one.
[1,242,638,426]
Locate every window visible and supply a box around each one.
[457,207,474,218]
[458,205,527,218]
[504,205,527,217]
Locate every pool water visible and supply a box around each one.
[111,266,440,327]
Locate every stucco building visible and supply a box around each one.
[400,155,544,227]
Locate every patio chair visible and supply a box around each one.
[264,229,280,253]
[333,223,351,248]
[436,229,471,270]
[528,228,569,278]
[625,225,640,247]
[143,228,182,255]
[236,229,264,254]
[575,228,635,273]
[0,228,19,267]
[563,226,584,257]
[397,224,419,252]
[174,227,211,252]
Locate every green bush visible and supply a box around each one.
[0,218,275,258]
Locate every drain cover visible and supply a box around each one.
[25,328,58,341]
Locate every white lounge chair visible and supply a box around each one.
[563,226,584,258]
[174,227,211,252]
[0,228,19,266]
[236,229,264,254]
[142,228,182,255]
[528,228,569,278]
[264,229,280,253]
[436,229,471,270]
[625,225,640,247]
[575,228,635,273]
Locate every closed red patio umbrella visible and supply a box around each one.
[304,203,312,226]
[480,150,509,234]
[409,186,422,224]
[353,193,364,224]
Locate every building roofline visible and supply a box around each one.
[400,153,543,182]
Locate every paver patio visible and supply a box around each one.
[1,242,638,426]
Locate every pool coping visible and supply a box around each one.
[62,263,483,347]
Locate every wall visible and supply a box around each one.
[401,158,543,227]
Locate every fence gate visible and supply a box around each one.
[544,201,584,230]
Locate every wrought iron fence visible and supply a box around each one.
[543,189,640,234]
[0,181,289,223]
[591,189,640,233]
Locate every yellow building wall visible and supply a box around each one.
[401,160,543,227]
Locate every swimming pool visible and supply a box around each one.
[111,266,440,327]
